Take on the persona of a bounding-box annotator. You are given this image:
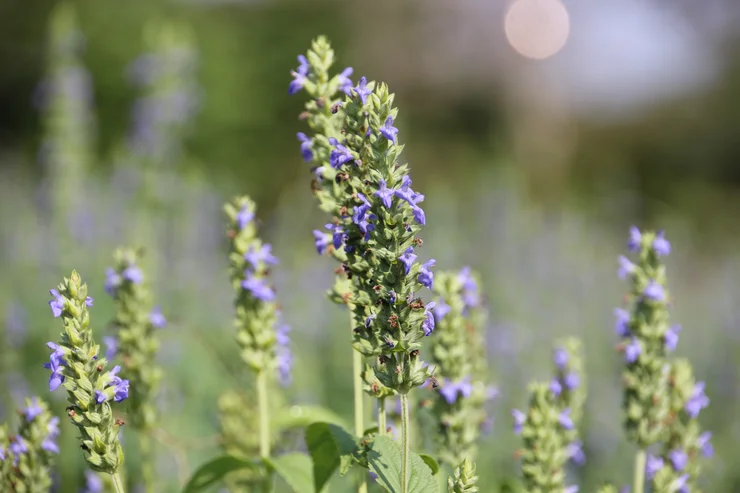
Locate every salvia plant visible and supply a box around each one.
[104,248,166,492]
[0,397,60,492]
[1,26,723,493]
[44,271,128,492]
[511,339,586,493]
[36,2,94,254]
[428,267,496,466]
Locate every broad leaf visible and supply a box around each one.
[264,453,315,493]
[418,454,440,476]
[305,422,359,491]
[366,436,438,493]
[273,405,349,431]
[181,455,259,493]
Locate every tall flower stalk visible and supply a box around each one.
[291,37,436,492]
[105,248,166,493]
[44,271,128,492]
[429,268,496,466]
[614,228,674,493]
[224,196,292,464]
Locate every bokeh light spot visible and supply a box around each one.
[504,0,570,60]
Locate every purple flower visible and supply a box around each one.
[685,381,710,418]
[375,179,395,208]
[433,300,451,321]
[95,390,107,404]
[398,247,417,275]
[564,372,580,390]
[439,376,473,404]
[276,323,291,346]
[512,409,526,434]
[105,268,122,294]
[628,226,642,252]
[665,324,681,352]
[337,67,353,95]
[389,291,397,304]
[48,289,65,318]
[123,266,144,284]
[241,273,276,301]
[697,431,713,457]
[553,347,569,369]
[458,267,480,307]
[236,205,254,230]
[364,314,376,329]
[329,138,355,169]
[244,244,279,270]
[150,306,166,328]
[673,475,690,493]
[24,397,43,422]
[418,259,435,289]
[354,76,371,105]
[618,255,636,280]
[564,486,579,493]
[288,55,309,95]
[421,302,436,336]
[313,230,330,255]
[379,116,398,143]
[85,296,94,307]
[566,440,586,465]
[558,408,574,429]
[41,416,60,453]
[669,449,688,471]
[653,230,671,256]
[277,345,293,386]
[44,342,67,391]
[614,308,631,337]
[83,470,104,493]
[108,367,130,402]
[103,336,118,360]
[643,280,665,301]
[624,338,641,363]
[10,436,28,456]
[351,197,376,239]
[549,378,563,396]
[296,132,313,162]
[0,446,5,461]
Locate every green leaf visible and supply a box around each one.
[272,405,349,432]
[418,454,440,476]
[366,436,438,493]
[264,453,315,493]
[181,455,259,493]
[305,422,359,491]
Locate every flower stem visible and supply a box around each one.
[352,347,367,493]
[378,397,387,436]
[257,369,270,458]
[112,471,126,493]
[633,449,646,493]
[140,434,155,493]
[400,393,410,493]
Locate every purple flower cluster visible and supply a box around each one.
[105,263,144,295]
[288,55,309,95]
[439,376,473,404]
[43,342,66,391]
[93,366,130,404]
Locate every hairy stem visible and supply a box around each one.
[633,449,646,493]
[400,393,410,493]
[378,397,387,436]
[353,347,368,493]
[257,370,270,458]
[140,434,155,493]
[111,471,126,493]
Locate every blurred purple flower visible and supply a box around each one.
[697,431,713,457]
[665,324,681,351]
[512,409,526,434]
[241,273,275,301]
[628,226,642,252]
[653,230,671,256]
[103,336,118,360]
[564,372,580,390]
[24,397,43,422]
[150,306,167,328]
[624,338,641,363]
[553,347,568,369]
[337,67,353,95]
[618,255,636,279]
[643,280,665,302]
[685,381,710,418]
[48,289,65,318]
[549,378,563,396]
[105,268,122,295]
[236,205,254,230]
[418,259,435,290]
[669,449,688,471]
[83,470,104,493]
[433,299,451,321]
[44,342,67,391]
[558,408,574,429]
[288,55,309,95]
[41,416,60,454]
[614,308,631,337]
[123,266,144,284]
[244,244,279,270]
[567,440,586,465]
[296,132,313,162]
[354,76,371,104]
[313,230,329,255]
[439,376,473,404]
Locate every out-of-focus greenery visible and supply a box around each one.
[2,1,740,492]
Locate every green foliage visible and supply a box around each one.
[181,455,260,493]
[367,436,438,493]
[447,458,479,493]
[305,422,359,491]
[263,453,315,493]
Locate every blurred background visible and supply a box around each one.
[1,0,740,491]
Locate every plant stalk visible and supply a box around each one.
[378,396,387,436]
[350,306,368,493]
[400,393,410,493]
[140,433,155,493]
[257,369,270,458]
[111,471,126,493]
[633,449,646,493]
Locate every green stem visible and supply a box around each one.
[111,471,126,493]
[140,433,155,493]
[352,348,368,493]
[378,397,387,436]
[633,449,646,493]
[400,393,410,493]
[257,369,270,458]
